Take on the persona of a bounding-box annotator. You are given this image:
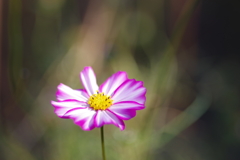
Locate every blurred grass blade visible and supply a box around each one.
[158,95,210,147]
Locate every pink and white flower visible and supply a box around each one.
[51,67,146,131]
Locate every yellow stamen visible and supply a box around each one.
[88,91,113,110]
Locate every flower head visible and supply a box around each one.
[51,67,146,131]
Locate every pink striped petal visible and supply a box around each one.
[99,71,128,96]
[108,101,144,120]
[111,79,146,104]
[108,109,136,120]
[80,67,99,96]
[51,100,88,118]
[56,83,89,101]
[65,107,97,131]
[110,101,145,110]
[94,110,125,130]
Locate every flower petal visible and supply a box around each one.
[99,71,128,96]
[51,100,88,118]
[108,109,136,120]
[94,110,125,130]
[110,101,145,110]
[56,83,89,101]
[108,101,144,120]
[111,79,146,104]
[80,67,99,96]
[65,107,97,131]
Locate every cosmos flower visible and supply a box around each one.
[51,67,146,131]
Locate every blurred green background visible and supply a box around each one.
[1,0,240,160]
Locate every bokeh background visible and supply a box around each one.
[1,0,240,160]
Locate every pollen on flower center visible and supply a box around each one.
[88,91,113,110]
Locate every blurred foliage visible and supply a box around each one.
[1,0,240,160]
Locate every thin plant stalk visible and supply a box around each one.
[101,126,106,160]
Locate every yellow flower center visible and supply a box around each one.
[88,91,113,110]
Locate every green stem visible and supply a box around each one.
[100,126,106,160]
